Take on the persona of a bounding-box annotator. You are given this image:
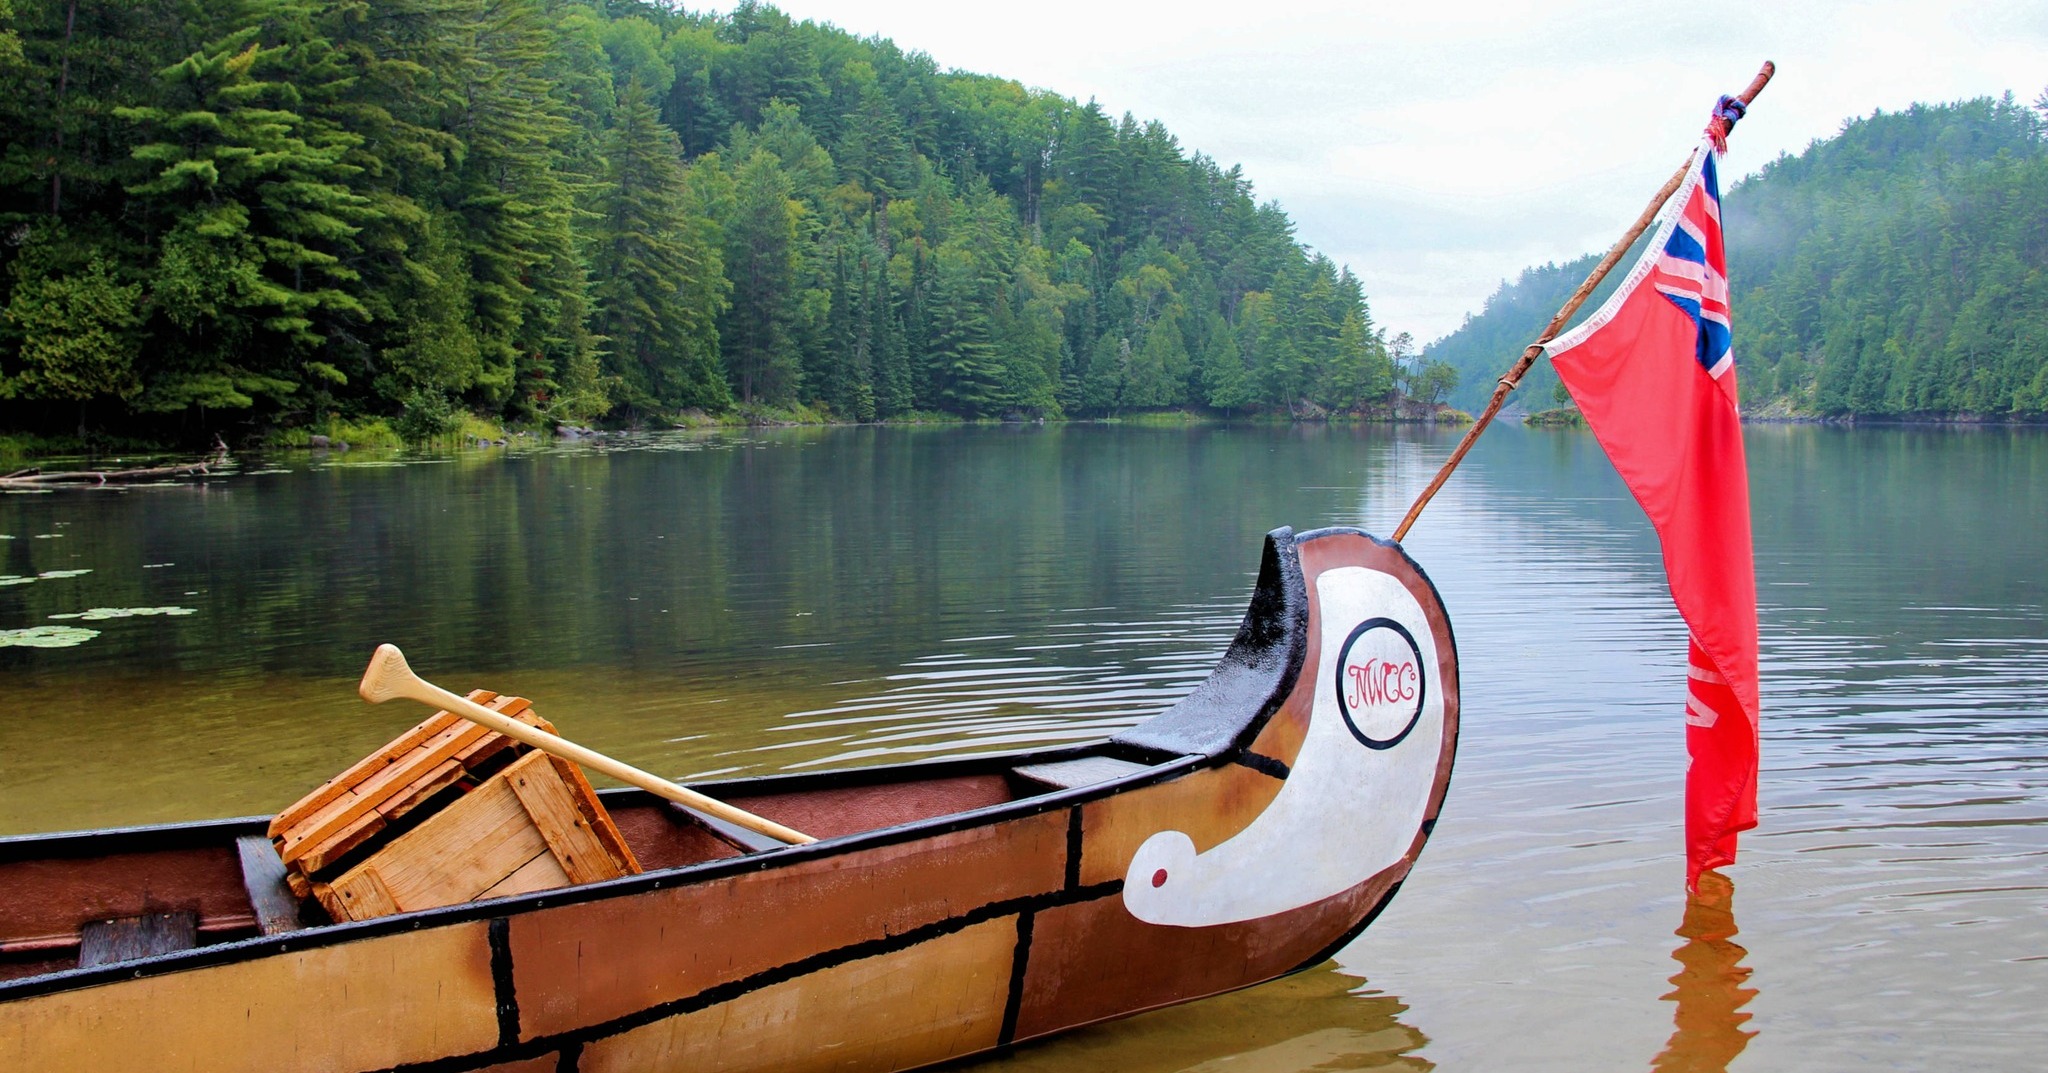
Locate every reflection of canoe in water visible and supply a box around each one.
[0,526,1458,1073]
[983,962,1432,1073]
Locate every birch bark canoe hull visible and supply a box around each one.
[0,526,1459,1073]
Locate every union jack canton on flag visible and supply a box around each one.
[1543,134,1761,890]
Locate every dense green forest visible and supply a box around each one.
[1428,93,2048,419]
[0,0,1423,444]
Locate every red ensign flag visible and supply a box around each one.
[1544,139,1760,888]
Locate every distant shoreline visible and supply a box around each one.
[10,408,2044,467]
[1518,406,2047,429]
[1738,413,2048,427]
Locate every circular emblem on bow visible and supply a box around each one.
[1332,617,1426,750]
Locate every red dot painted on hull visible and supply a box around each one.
[1151,868,1168,888]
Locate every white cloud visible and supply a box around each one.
[709,0,2048,340]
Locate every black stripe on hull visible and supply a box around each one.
[487,918,519,1049]
[997,910,1036,1047]
[1233,750,1292,780]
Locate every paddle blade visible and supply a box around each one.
[358,643,418,705]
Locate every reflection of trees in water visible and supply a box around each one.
[1651,872,1758,1073]
[954,962,1430,1072]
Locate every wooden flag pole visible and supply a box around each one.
[1391,62,1775,543]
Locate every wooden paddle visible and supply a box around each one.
[357,643,817,846]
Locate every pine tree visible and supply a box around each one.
[1124,306,1187,408]
[592,81,728,415]
[1201,315,1251,412]
[437,0,584,408]
[0,0,163,225]
[996,249,1066,417]
[0,0,21,73]
[119,15,371,413]
[871,261,911,417]
[833,60,912,200]
[720,149,802,405]
[926,247,1005,415]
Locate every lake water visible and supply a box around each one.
[2,423,2043,1071]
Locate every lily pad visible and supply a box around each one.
[0,625,100,648]
[48,606,197,621]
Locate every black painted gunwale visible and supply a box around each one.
[0,526,1324,1004]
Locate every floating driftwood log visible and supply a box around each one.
[0,438,228,489]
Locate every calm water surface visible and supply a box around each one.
[2,423,2044,1071]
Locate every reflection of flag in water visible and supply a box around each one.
[1652,871,1758,1071]
[1544,140,1759,888]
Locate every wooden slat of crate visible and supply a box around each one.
[478,851,574,901]
[540,755,642,876]
[291,810,381,882]
[520,755,635,885]
[269,690,505,835]
[272,695,524,858]
[452,704,554,765]
[315,751,637,922]
[314,868,398,921]
[268,690,542,844]
[374,757,468,823]
[270,695,550,874]
[509,758,627,885]
[318,754,552,919]
[273,716,495,862]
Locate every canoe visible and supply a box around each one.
[0,525,1459,1073]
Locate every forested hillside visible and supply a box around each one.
[0,0,1405,442]
[1422,251,1612,415]
[1428,94,2048,419]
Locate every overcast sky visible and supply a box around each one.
[706,1,2048,343]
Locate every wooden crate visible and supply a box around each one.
[268,692,640,923]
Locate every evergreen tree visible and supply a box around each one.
[926,246,1004,415]
[0,1,21,73]
[591,81,728,415]
[871,260,911,416]
[437,0,584,409]
[832,59,912,200]
[1202,314,1252,412]
[719,148,801,404]
[119,16,370,413]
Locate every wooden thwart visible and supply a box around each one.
[78,912,199,968]
[236,835,305,936]
[1013,756,1150,792]
[666,801,784,855]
